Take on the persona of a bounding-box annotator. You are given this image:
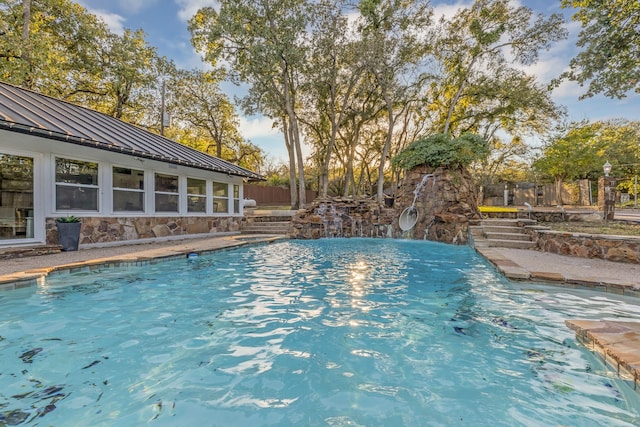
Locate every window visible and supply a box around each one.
[155,173,179,212]
[187,178,206,213]
[0,153,34,240]
[233,184,241,214]
[213,182,228,213]
[113,167,144,212]
[55,158,99,211]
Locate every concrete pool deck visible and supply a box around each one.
[1,233,640,390]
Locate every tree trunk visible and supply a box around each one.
[343,127,359,197]
[376,90,395,203]
[21,0,33,89]
[282,66,305,207]
[283,118,298,209]
[293,113,306,207]
[322,75,358,197]
[555,177,564,205]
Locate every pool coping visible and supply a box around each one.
[0,235,287,292]
[473,245,640,298]
[566,320,640,393]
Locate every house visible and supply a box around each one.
[0,81,263,248]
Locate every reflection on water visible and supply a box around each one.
[0,238,639,426]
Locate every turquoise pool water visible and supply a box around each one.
[1,238,639,426]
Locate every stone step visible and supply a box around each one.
[487,239,537,249]
[245,221,292,226]
[242,222,290,234]
[482,225,526,234]
[485,232,532,241]
[481,219,536,227]
[242,229,290,235]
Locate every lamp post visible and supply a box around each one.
[602,161,615,221]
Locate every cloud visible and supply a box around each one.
[91,10,127,35]
[176,0,217,22]
[116,0,158,14]
[431,1,472,21]
[238,116,280,140]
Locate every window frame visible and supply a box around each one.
[186,177,207,214]
[112,166,146,213]
[212,181,229,214]
[54,156,100,213]
[154,172,180,213]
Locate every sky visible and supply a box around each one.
[78,0,639,162]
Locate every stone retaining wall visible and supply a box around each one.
[46,216,242,245]
[483,210,602,222]
[528,228,640,264]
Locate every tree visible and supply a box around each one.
[301,0,364,197]
[427,0,567,139]
[471,135,531,185]
[74,29,160,122]
[356,0,433,202]
[168,69,244,159]
[533,121,608,204]
[0,0,110,93]
[558,0,640,99]
[190,0,309,208]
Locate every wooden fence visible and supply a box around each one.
[244,184,318,206]
[481,180,594,207]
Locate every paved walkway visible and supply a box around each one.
[2,232,640,390]
[0,234,287,290]
[472,235,640,389]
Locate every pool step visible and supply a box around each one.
[485,232,532,241]
[242,221,291,234]
[242,210,294,235]
[474,219,537,250]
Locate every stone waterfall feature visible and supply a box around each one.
[289,198,395,239]
[393,166,481,244]
[288,166,480,244]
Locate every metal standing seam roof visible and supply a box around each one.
[0,81,264,180]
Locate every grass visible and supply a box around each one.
[542,220,640,236]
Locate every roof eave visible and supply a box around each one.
[0,121,265,181]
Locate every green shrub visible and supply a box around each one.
[56,215,80,223]
[392,133,490,170]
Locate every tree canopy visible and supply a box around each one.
[0,0,268,171]
[392,133,490,170]
[6,0,613,204]
[558,0,640,99]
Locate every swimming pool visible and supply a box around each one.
[1,238,639,426]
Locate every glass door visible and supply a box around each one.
[0,154,34,240]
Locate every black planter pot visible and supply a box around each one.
[56,221,81,251]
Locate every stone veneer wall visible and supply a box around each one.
[529,228,640,264]
[483,210,602,222]
[46,216,242,245]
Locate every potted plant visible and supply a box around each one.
[56,215,81,251]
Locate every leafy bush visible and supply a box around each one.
[56,215,80,223]
[392,133,490,170]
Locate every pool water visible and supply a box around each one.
[1,238,640,426]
